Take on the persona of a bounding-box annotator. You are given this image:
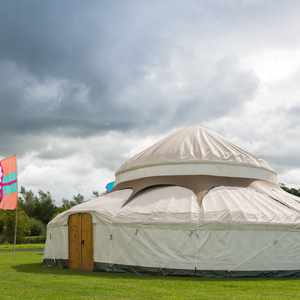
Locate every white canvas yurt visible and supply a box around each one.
[44,126,300,277]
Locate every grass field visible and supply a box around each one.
[0,243,44,250]
[0,246,300,300]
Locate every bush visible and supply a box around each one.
[28,218,46,236]
[21,235,46,244]
[0,209,31,243]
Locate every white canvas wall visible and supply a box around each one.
[44,223,300,271]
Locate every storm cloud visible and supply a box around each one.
[0,1,300,200]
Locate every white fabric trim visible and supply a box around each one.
[115,162,277,184]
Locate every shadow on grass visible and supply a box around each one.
[14,262,198,281]
[13,261,300,282]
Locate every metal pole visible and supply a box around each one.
[13,207,18,254]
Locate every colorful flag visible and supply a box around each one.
[0,156,18,210]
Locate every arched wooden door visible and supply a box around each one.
[68,213,94,271]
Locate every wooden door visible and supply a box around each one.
[68,213,93,271]
[81,213,93,271]
[69,214,82,270]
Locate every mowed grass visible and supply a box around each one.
[0,243,44,250]
[0,247,299,300]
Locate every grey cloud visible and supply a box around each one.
[0,0,267,145]
[0,0,300,197]
[36,133,138,171]
[172,57,259,126]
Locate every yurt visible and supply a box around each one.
[44,126,300,277]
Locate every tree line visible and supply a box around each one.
[0,187,100,244]
[281,184,300,198]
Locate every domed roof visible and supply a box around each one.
[116,126,277,184]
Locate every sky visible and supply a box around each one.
[0,1,300,203]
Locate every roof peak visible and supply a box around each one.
[115,126,277,184]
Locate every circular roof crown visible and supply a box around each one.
[116,126,277,184]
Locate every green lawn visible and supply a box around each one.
[0,243,44,250]
[0,247,299,300]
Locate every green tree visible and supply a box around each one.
[280,184,300,197]
[59,194,85,211]
[92,191,100,198]
[19,187,56,225]
[35,190,57,224]
[72,193,84,205]
[0,209,31,243]
[28,218,46,236]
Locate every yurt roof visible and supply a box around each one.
[48,181,300,228]
[116,126,277,184]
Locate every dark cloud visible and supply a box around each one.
[0,1,299,198]
[0,0,264,146]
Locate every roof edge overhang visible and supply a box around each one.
[115,161,277,185]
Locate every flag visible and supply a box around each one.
[0,156,17,210]
[105,181,115,192]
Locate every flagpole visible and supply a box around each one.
[13,155,18,254]
[13,207,18,254]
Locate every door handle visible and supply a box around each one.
[81,240,85,246]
